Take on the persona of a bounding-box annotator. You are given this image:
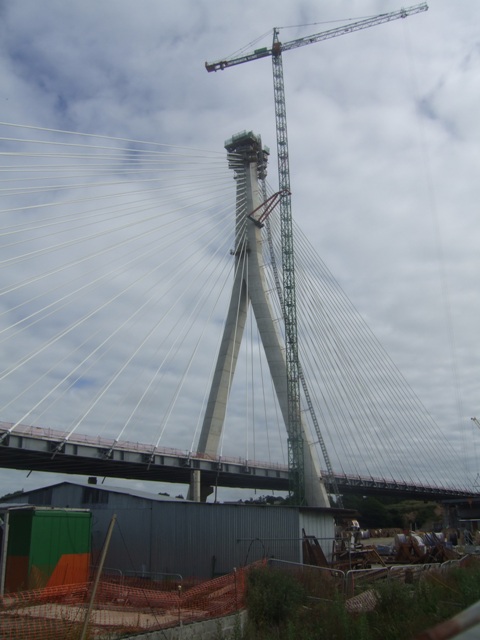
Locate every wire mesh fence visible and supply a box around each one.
[0,564,250,639]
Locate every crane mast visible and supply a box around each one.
[206,3,428,505]
[271,29,307,502]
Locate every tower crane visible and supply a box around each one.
[472,418,480,431]
[206,3,428,504]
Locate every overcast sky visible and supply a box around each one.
[0,0,479,500]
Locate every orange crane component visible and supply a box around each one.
[248,188,290,228]
[206,3,428,505]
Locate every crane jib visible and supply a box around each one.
[205,2,428,72]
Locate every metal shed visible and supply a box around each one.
[5,481,353,579]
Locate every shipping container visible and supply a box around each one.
[0,505,91,593]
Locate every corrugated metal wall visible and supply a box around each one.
[93,503,153,574]
[149,502,301,578]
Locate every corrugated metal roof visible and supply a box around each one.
[11,481,356,515]
[13,480,188,503]
[0,502,30,510]
[0,503,89,513]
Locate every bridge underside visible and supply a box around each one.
[0,426,291,493]
[0,426,476,502]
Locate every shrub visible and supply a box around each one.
[246,566,306,630]
[244,559,480,639]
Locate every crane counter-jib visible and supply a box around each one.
[205,47,272,72]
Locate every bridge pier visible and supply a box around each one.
[189,469,214,502]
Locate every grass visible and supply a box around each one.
[243,558,480,639]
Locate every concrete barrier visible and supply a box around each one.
[121,610,247,640]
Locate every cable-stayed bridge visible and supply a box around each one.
[0,123,477,504]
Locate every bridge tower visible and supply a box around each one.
[194,131,329,507]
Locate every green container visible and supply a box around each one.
[3,507,91,592]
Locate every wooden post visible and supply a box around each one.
[80,513,117,640]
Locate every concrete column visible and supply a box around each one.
[196,132,329,507]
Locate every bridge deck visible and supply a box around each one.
[0,424,475,501]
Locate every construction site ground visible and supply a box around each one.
[2,535,473,640]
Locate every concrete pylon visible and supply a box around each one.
[195,132,329,507]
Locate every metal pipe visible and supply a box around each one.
[0,510,10,596]
[415,599,480,639]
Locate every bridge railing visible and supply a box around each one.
[0,421,288,471]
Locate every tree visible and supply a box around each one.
[0,489,24,502]
[342,495,394,528]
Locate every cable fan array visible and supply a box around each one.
[0,125,253,452]
[0,122,472,492]
[263,186,471,493]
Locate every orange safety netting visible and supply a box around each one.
[0,565,250,639]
